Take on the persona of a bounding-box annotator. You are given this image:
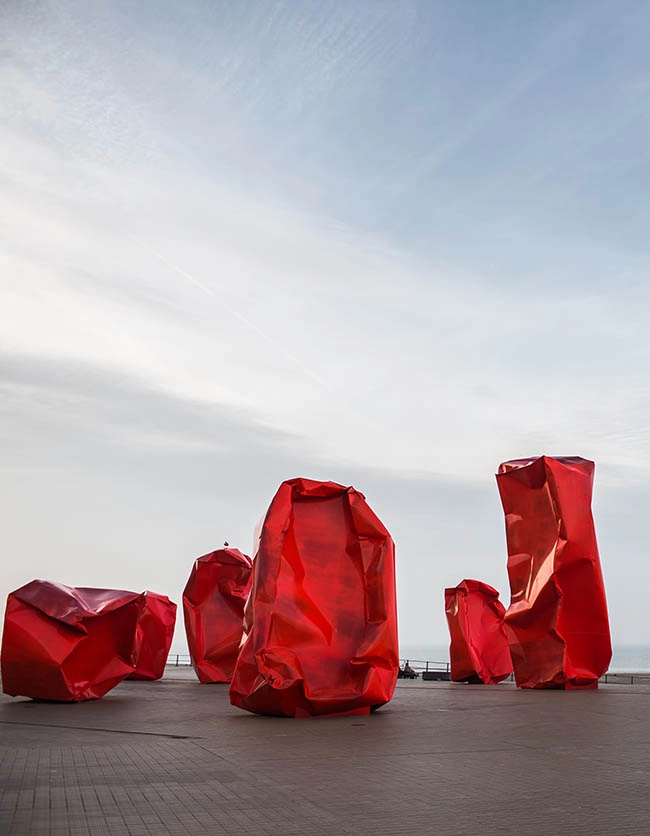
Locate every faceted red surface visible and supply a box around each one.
[1,580,144,701]
[496,456,612,689]
[128,591,177,681]
[230,478,398,717]
[444,579,512,684]
[183,548,253,683]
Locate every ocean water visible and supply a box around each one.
[399,643,650,673]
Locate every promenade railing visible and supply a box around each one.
[167,653,193,667]
[163,654,649,685]
[166,653,451,672]
[399,658,450,675]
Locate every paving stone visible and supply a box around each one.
[1,670,648,835]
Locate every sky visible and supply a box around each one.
[2,0,650,653]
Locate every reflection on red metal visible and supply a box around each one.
[496,456,612,689]
[1,580,144,701]
[129,591,177,681]
[183,548,253,683]
[444,579,512,684]
[230,478,398,717]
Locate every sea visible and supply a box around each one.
[399,643,650,673]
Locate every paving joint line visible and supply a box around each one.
[0,721,193,740]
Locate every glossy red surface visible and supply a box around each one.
[230,478,398,717]
[128,591,177,681]
[1,580,144,701]
[182,548,253,683]
[496,456,612,689]
[444,579,512,684]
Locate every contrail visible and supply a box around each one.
[129,236,383,438]
[129,236,332,391]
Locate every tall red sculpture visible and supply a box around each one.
[230,478,398,717]
[496,456,611,689]
[1,580,145,701]
[444,579,512,684]
[183,548,253,683]
[128,591,177,681]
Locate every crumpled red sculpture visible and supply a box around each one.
[183,548,253,683]
[496,456,612,689]
[230,478,399,717]
[128,591,177,681]
[1,580,145,701]
[444,579,512,684]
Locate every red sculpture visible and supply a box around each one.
[1,580,145,701]
[496,456,612,689]
[183,548,253,683]
[230,478,399,717]
[444,579,512,684]
[128,591,177,681]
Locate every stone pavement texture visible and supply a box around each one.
[1,668,649,836]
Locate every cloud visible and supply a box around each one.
[3,126,649,487]
[0,352,304,479]
[2,0,650,653]
[0,353,508,646]
[2,352,647,649]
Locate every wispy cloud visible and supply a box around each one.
[2,0,650,646]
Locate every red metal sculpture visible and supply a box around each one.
[183,548,253,683]
[496,456,612,689]
[1,580,145,701]
[444,579,512,684]
[129,591,177,681]
[230,478,399,717]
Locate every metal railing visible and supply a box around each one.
[167,653,193,667]
[399,658,450,674]
[165,653,451,673]
[164,654,650,686]
[600,672,650,685]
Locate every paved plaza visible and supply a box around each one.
[1,669,649,836]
